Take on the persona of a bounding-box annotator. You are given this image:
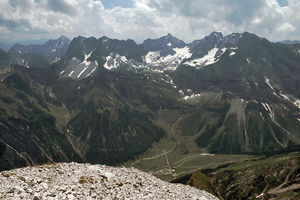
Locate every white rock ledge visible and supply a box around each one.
[0,162,218,200]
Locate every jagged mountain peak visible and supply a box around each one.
[161,33,185,44]
[61,31,291,77]
[71,36,98,45]
[100,37,138,47]
[58,35,70,41]
[166,32,173,37]
[126,38,137,45]
[163,33,176,41]
[65,36,97,60]
[5,31,299,81]
[75,35,87,40]
[201,32,224,44]
[208,31,223,39]
[142,33,186,51]
[240,31,268,42]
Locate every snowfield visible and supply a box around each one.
[145,47,192,70]
[0,162,218,200]
[184,48,226,68]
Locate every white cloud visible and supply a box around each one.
[0,0,299,44]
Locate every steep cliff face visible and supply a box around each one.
[0,162,218,200]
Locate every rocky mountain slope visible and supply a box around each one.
[171,171,223,199]
[0,162,218,200]
[0,31,299,172]
[180,152,300,200]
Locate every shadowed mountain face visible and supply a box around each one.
[0,42,11,52]
[0,69,167,170]
[0,32,299,171]
[0,49,10,66]
[173,152,300,200]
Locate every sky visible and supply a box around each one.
[0,0,299,44]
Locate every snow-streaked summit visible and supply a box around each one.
[56,32,247,79]
[0,162,218,200]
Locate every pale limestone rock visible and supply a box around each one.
[0,162,218,200]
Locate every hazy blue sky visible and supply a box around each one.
[101,0,133,9]
[0,0,299,43]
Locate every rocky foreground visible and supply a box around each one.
[0,162,218,200]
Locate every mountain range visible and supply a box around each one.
[278,40,300,45]
[0,31,299,173]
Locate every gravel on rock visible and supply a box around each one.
[0,162,218,200]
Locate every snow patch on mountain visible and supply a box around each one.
[104,54,143,71]
[294,99,300,109]
[152,69,164,73]
[82,52,92,66]
[68,71,74,77]
[104,54,128,70]
[262,102,275,119]
[0,163,218,200]
[87,66,97,77]
[229,47,238,56]
[260,112,265,120]
[0,67,12,75]
[241,98,249,108]
[77,66,89,78]
[104,55,116,70]
[61,53,98,79]
[264,76,274,90]
[183,93,201,100]
[229,47,237,56]
[77,52,93,78]
[144,46,192,71]
[229,51,236,56]
[181,89,202,101]
[163,74,177,88]
[145,51,160,64]
[52,57,61,64]
[279,92,300,109]
[184,47,226,68]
